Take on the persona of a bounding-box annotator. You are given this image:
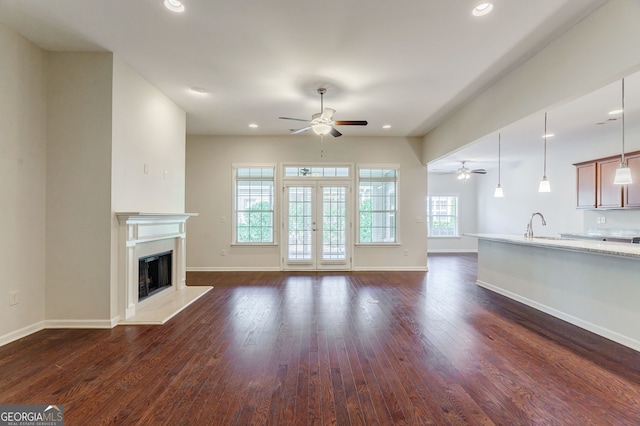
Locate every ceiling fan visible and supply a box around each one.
[457,161,486,181]
[279,88,368,137]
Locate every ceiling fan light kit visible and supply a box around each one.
[457,170,471,181]
[312,123,332,136]
[456,161,486,182]
[279,88,368,138]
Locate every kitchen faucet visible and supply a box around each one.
[525,212,546,239]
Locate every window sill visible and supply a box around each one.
[428,236,461,239]
[355,243,401,247]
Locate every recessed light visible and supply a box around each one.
[382,124,391,129]
[472,2,493,16]
[190,87,207,95]
[609,109,624,115]
[249,123,258,128]
[164,0,185,13]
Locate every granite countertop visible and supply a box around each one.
[465,233,640,259]
[558,232,636,243]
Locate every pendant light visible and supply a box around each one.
[538,113,551,192]
[494,133,504,197]
[614,78,633,185]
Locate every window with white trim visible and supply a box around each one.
[427,195,459,237]
[358,167,398,243]
[284,166,350,177]
[233,166,275,244]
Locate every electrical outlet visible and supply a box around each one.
[9,291,19,306]
[403,249,409,256]
[221,249,227,256]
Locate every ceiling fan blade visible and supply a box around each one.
[290,126,311,135]
[334,120,368,126]
[321,108,335,120]
[279,116,310,122]
[330,127,342,138]
[471,169,487,174]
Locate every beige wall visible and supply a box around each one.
[1,25,187,343]
[186,136,428,270]
[45,52,114,323]
[0,24,47,342]
[111,57,186,213]
[110,56,186,319]
[45,53,186,325]
[423,0,640,164]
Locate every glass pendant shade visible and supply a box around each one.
[614,164,632,185]
[539,113,551,192]
[538,177,551,193]
[614,78,633,185]
[494,133,504,197]
[312,123,332,136]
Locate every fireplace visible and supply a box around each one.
[116,212,198,321]
[138,251,173,301]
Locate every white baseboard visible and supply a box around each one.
[187,266,281,272]
[187,266,429,272]
[0,318,117,348]
[476,279,640,352]
[43,319,115,329]
[189,266,428,272]
[0,321,45,347]
[351,266,428,272]
[428,249,478,253]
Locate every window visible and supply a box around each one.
[358,167,398,243]
[427,195,459,237]
[284,166,349,177]
[234,166,275,243]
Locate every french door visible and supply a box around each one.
[283,181,351,270]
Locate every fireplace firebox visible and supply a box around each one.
[138,251,172,301]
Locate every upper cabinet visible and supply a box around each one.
[575,161,596,208]
[574,150,640,209]
[597,157,623,208]
[624,152,640,207]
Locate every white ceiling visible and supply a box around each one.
[428,69,640,174]
[0,0,608,142]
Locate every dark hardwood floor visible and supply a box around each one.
[2,254,640,425]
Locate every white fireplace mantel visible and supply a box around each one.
[116,212,199,321]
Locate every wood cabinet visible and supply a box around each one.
[624,152,640,207]
[574,150,640,209]
[575,162,596,208]
[597,157,623,208]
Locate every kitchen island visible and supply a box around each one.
[467,234,640,351]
